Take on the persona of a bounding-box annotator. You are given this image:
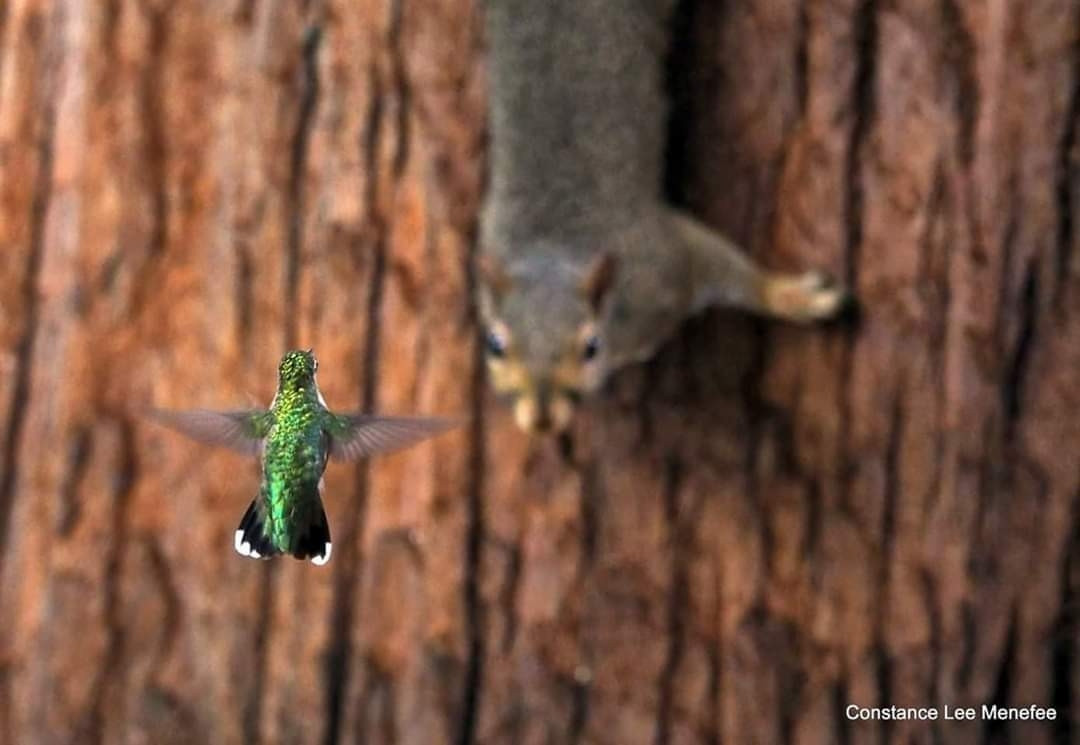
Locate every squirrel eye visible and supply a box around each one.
[485,329,507,358]
[582,334,600,361]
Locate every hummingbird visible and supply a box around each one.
[148,349,457,565]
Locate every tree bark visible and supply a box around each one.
[0,1,1077,744]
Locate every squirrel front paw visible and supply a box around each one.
[761,270,852,323]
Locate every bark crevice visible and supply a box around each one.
[0,2,8,91]
[137,1,169,258]
[654,456,687,745]
[324,35,398,741]
[122,1,172,317]
[1052,494,1079,743]
[922,570,942,709]
[145,534,182,671]
[567,677,590,745]
[0,14,58,562]
[1055,25,1080,306]
[388,0,411,178]
[235,237,254,349]
[843,0,878,287]
[838,0,878,519]
[1002,266,1038,442]
[57,425,92,537]
[833,678,852,745]
[457,251,488,745]
[982,606,1019,741]
[496,538,521,654]
[456,107,487,738]
[78,418,138,744]
[941,0,978,166]
[244,564,276,745]
[794,0,809,117]
[285,21,323,348]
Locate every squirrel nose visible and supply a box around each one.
[533,406,554,432]
[512,388,557,433]
[531,386,574,431]
[514,384,573,434]
[531,384,554,431]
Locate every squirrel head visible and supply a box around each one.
[478,251,617,433]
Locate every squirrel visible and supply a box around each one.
[478,0,850,433]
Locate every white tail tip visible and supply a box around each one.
[310,542,332,566]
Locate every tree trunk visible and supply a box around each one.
[1,1,1077,744]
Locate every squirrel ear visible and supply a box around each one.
[477,254,512,298]
[580,252,617,311]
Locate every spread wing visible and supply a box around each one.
[146,408,274,456]
[325,415,458,461]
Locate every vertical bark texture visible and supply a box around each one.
[0,1,1077,743]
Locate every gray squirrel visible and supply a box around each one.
[478,0,849,433]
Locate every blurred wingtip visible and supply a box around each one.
[140,405,172,424]
[399,415,464,442]
[141,406,202,427]
[393,414,465,434]
[430,415,465,431]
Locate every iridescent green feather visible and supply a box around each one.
[260,384,326,553]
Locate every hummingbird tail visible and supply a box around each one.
[291,502,332,566]
[233,497,332,566]
[234,500,279,560]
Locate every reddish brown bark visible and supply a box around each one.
[1,0,1078,744]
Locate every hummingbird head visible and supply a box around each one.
[278,349,319,392]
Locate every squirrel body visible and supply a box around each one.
[479,0,847,432]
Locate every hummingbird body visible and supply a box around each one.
[149,350,456,565]
[239,350,333,563]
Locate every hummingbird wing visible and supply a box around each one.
[147,408,275,456]
[325,415,458,461]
